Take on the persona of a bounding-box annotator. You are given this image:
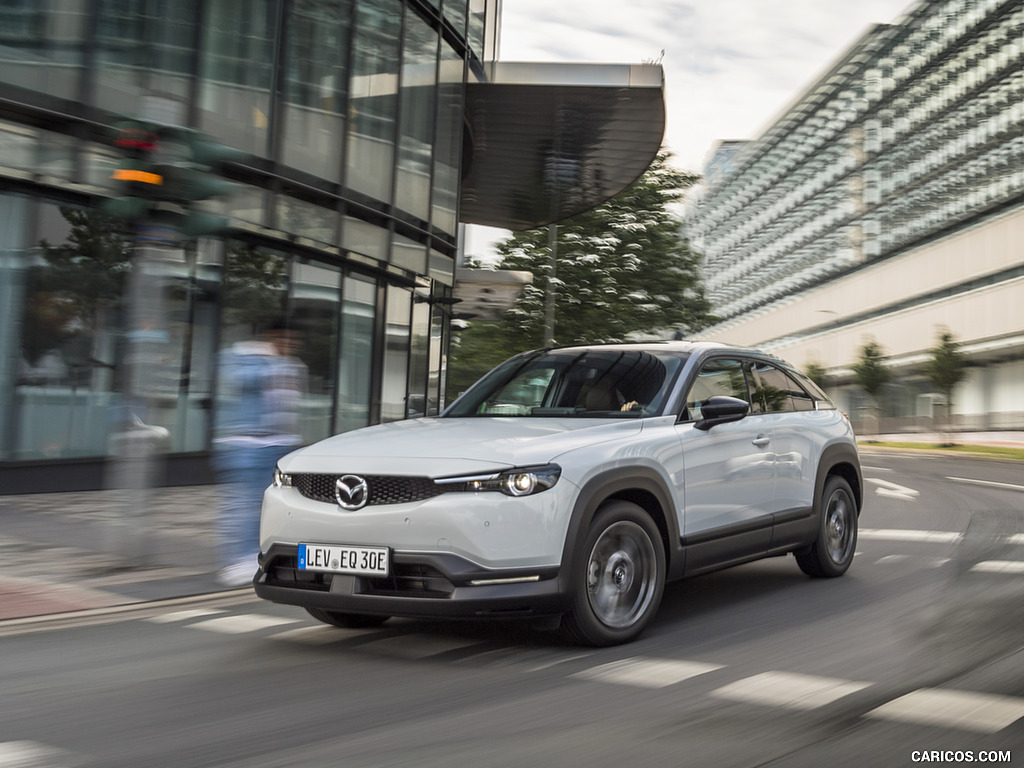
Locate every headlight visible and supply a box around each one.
[437,464,561,497]
[273,465,293,488]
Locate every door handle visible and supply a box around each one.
[752,435,770,447]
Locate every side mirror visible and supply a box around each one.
[694,395,750,431]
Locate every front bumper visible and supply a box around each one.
[253,544,570,620]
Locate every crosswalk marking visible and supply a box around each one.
[970,560,1024,574]
[360,633,483,660]
[859,528,961,544]
[268,625,384,644]
[460,647,593,673]
[191,614,300,634]
[875,555,950,568]
[146,609,224,624]
[572,658,723,689]
[865,688,1024,734]
[0,740,77,767]
[711,671,871,710]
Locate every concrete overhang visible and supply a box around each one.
[452,267,533,322]
[460,62,665,231]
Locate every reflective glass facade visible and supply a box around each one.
[0,0,494,489]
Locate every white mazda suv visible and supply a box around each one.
[254,341,862,646]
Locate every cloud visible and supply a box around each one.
[498,0,914,171]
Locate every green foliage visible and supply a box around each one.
[37,207,132,322]
[222,246,288,333]
[852,338,891,406]
[926,328,967,404]
[450,151,711,391]
[447,321,523,396]
[804,361,828,388]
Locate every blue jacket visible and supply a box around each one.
[214,341,307,444]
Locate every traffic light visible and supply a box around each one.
[102,120,166,219]
[102,119,245,238]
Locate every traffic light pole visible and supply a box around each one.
[104,222,183,568]
[101,104,242,568]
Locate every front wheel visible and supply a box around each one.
[795,475,858,578]
[304,607,390,628]
[560,501,665,646]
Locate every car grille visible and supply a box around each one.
[291,473,447,506]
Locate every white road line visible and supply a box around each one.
[268,625,361,644]
[1010,534,1024,546]
[866,478,920,501]
[462,647,593,673]
[146,609,225,624]
[865,688,1024,734]
[875,555,951,568]
[0,740,77,767]
[859,528,961,544]
[361,634,483,660]
[710,671,871,710]
[947,476,1024,493]
[971,560,1024,575]
[572,658,724,689]
[191,614,301,634]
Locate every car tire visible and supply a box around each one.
[560,500,665,646]
[796,475,858,578]
[304,607,390,628]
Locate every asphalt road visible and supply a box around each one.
[2,450,1022,768]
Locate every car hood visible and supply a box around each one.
[280,417,645,477]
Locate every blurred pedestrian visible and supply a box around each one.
[213,319,306,587]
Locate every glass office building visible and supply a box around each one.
[0,1,664,491]
[689,0,1023,430]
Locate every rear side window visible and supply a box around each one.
[748,360,823,413]
[684,358,751,420]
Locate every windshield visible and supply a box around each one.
[445,349,688,418]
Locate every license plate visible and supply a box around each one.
[298,544,389,577]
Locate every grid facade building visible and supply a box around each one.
[689,0,1024,430]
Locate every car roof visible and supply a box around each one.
[537,340,798,370]
[540,340,755,356]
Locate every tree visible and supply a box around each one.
[22,208,131,376]
[926,328,967,442]
[852,338,890,434]
[36,207,132,336]
[450,151,711,392]
[804,361,828,389]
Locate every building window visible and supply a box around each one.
[280,0,352,180]
[346,0,401,203]
[395,10,438,221]
[381,284,411,422]
[336,272,376,433]
[198,0,277,156]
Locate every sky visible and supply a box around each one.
[465,0,915,258]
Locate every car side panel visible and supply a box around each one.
[676,418,775,568]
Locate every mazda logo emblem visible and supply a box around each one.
[335,474,369,510]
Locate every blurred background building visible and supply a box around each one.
[688,0,1023,433]
[0,0,664,492]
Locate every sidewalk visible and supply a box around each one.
[0,485,229,621]
[865,431,1024,448]
[1,432,1022,623]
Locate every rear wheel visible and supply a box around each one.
[796,475,858,577]
[560,501,665,646]
[304,607,390,628]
